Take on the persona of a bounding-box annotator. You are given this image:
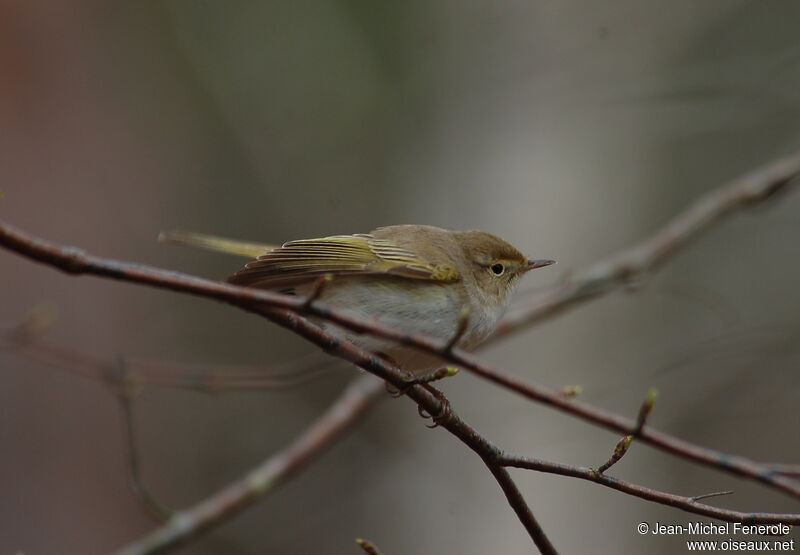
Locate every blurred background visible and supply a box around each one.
[1,1,799,553]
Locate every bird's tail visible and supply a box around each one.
[158,230,275,259]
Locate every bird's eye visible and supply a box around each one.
[490,263,505,276]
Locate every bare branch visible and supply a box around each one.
[766,463,800,478]
[113,374,385,555]
[597,435,633,475]
[690,491,734,502]
[493,150,800,337]
[117,378,172,522]
[0,328,334,392]
[465,368,800,498]
[596,388,658,474]
[401,366,460,389]
[501,454,800,525]
[485,463,558,555]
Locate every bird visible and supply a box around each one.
[160,225,554,378]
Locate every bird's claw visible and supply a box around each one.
[421,385,453,429]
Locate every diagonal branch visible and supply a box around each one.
[493,149,800,337]
[251,306,558,553]
[114,374,385,555]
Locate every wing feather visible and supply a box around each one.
[226,233,460,286]
[159,230,275,259]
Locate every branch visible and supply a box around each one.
[114,374,385,555]
[3,151,800,552]
[767,463,800,478]
[257,278,800,498]
[117,377,172,522]
[596,388,657,474]
[500,453,800,525]
[0,298,555,550]
[1,324,335,392]
[493,149,800,336]
[1,217,797,554]
[249,308,557,553]
[0,303,336,393]
[462,365,800,498]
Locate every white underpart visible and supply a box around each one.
[302,276,512,374]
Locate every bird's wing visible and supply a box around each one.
[159,230,275,260]
[226,234,461,287]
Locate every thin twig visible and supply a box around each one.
[690,490,734,502]
[458,366,800,497]
[596,436,633,475]
[501,454,799,525]
[113,374,386,555]
[596,388,658,474]
[0,330,334,392]
[117,382,172,522]
[356,538,383,555]
[766,463,800,478]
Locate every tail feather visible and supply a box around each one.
[158,230,275,259]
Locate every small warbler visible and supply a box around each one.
[161,225,554,376]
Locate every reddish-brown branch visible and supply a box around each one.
[253,306,558,553]
[486,463,558,555]
[768,463,800,478]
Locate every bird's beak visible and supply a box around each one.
[524,259,556,272]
